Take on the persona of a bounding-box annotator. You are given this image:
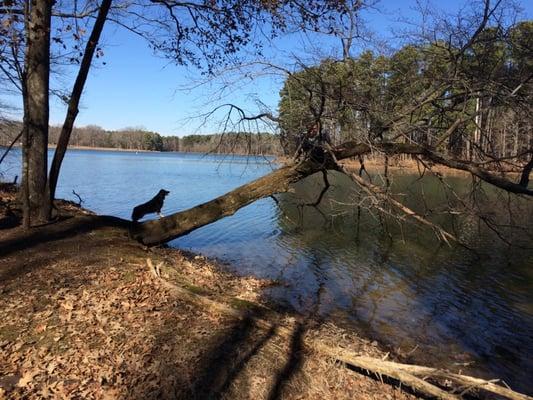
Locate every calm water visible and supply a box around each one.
[2,148,532,393]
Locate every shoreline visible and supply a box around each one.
[49,144,153,152]
[2,143,277,156]
[54,145,278,158]
[0,188,419,399]
[1,187,530,398]
[4,145,517,177]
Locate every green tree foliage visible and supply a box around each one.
[142,132,163,151]
[278,22,532,161]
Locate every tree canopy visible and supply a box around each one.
[278,21,532,165]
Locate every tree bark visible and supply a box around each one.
[47,0,112,202]
[519,154,533,188]
[23,0,52,225]
[130,159,326,245]
[131,141,532,246]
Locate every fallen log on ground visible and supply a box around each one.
[320,349,532,400]
[148,259,533,400]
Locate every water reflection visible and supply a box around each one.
[272,171,533,393]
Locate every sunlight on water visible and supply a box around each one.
[1,148,532,394]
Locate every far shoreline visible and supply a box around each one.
[2,145,519,177]
[52,145,278,158]
[49,144,153,153]
[1,143,277,157]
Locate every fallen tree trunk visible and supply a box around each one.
[334,142,533,196]
[130,159,329,245]
[132,141,531,246]
[325,350,533,400]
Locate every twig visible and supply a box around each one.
[72,189,84,207]
[0,129,23,165]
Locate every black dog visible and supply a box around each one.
[131,189,170,222]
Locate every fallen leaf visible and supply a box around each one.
[17,370,38,388]
[47,361,57,374]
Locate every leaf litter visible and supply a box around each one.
[0,196,418,399]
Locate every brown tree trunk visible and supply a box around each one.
[519,154,533,188]
[23,0,53,225]
[130,160,325,246]
[21,114,30,229]
[47,0,112,202]
[131,142,533,247]
[20,0,31,229]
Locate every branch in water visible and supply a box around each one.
[132,139,530,246]
[338,164,458,245]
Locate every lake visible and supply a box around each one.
[1,148,532,394]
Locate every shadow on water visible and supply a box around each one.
[268,171,533,394]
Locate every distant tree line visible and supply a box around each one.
[179,132,281,155]
[0,121,282,155]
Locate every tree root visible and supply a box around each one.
[317,348,532,400]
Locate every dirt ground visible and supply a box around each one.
[0,188,420,400]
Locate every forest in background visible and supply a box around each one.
[0,121,282,155]
[2,21,530,163]
[278,21,532,165]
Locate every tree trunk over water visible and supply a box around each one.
[130,159,326,245]
[131,142,532,246]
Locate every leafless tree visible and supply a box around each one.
[131,0,532,246]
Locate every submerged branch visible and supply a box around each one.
[339,165,457,244]
[132,139,530,246]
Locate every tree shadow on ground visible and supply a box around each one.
[129,274,331,400]
[0,213,20,229]
[265,321,306,400]
[0,217,137,286]
[134,302,314,400]
[182,315,277,400]
[0,215,131,258]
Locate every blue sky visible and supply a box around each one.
[2,0,532,136]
